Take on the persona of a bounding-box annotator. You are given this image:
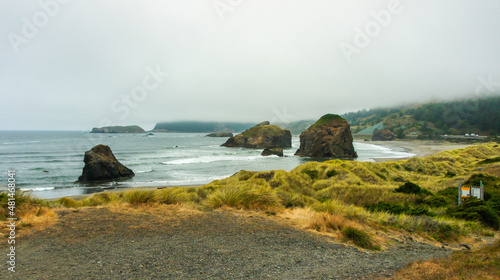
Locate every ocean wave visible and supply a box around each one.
[20,186,55,191]
[136,168,153,174]
[162,155,261,165]
[2,140,41,145]
[355,143,416,159]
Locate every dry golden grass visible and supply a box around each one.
[0,206,57,238]
[391,240,500,280]
[43,143,500,249]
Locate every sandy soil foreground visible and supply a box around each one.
[5,205,457,280]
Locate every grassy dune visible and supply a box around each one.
[3,143,500,250]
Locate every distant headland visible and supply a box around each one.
[91,125,145,134]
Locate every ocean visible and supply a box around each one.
[0,131,415,199]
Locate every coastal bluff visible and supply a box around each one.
[295,114,357,158]
[91,125,145,133]
[77,145,135,182]
[222,121,292,149]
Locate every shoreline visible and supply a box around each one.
[57,140,472,201]
[52,184,204,201]
[357,140,473,162]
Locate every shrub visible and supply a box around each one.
[478,157,500,165]
[326,170,338,178]
[366,202,435,217]
[302,170,319,180]
[464,173,500,189]
[366,202,406,215]
[446,198,500,230]
[395,182,432,196]
[341,227,380,250]
[418,196,449,208]
[445,171,456,178]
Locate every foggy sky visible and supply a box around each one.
[1,0,500,130]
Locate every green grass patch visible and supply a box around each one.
[205,184,281,210]
[310,114,345,129]
[123,190,156,205]
[302,169,319,180]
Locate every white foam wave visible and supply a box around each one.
[20,186,55,191]
[354,142,416,159]
[2,140,41,145]
[163,155,261,165]
[136,168,153,174]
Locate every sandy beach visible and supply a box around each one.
[357,140,472,162]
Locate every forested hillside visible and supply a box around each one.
[343,96,500,138]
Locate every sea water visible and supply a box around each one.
[0,131,415,199]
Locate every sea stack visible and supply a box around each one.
[77,145,135,182]
[222,121,292,149]
[295,114,357,158]
[372,129,395,141]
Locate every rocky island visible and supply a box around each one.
[77,145,135,182]
[295,114,357,158]
[205,132,234,137]
[91,125,145,133]
[221,121,291,149]
[372,129,395,141]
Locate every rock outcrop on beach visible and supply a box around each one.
[222,121,292,149]
[77,145,135,182]
[372,129,395,141]
[261,147,284,157]
[295,114,357,158]
[205,132,234,137]
[91,125,145,134]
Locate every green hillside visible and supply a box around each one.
[343,96,500,138]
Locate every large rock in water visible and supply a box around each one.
[261,147,284,157]
[205,132,234,137]
[77,145,134,182]
[221,121,291,149]
[372,129,395,141]
[295,114,357,158]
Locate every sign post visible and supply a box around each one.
[458,179,484,204]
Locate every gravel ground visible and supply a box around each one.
[4,206,452,279]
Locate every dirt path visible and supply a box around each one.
[4,205,452,279]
